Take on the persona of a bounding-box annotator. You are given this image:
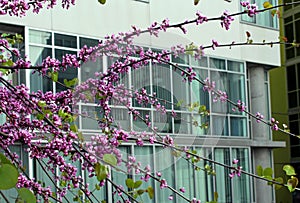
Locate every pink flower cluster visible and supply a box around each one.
[0,0,75,17]
[240,1,258,17]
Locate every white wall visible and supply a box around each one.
[0,0,280,66]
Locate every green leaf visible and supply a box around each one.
[0,153,12,165]
[134,180,143,189]
[146,186,154,199]
[94,163,108,182]
[98,0,106,4]
[287,176,299,192]
[36,113,45,120]
[125,178,134,189]
[0,164,19,190]
[0,68,9,75]
[136,189,144,195]
[263,167,273,177]
[64,78,78,87]
[103,154,117,166]
[256,165,263,176]
[1,59,14,67]
[214,191,218,201]
[51,72,58,82]
[283,165,296,176]
[274,177,284,190]
[70,124,78,133]
[17,188,37,203]
[263,1,273,9]
[95,184,101,190]
[38,100,46,108]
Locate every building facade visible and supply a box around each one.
[0,0,285,202]
[271,0,300,202]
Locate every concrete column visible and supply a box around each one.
[249,65,273,203]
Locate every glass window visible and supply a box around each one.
[155,147,175,203]
[55,49,78,92]
[134,146,155,203]
[214,148,232,203]
[133,110,151,132]
[288,92,298,108]
[210,58,226,70]
[81,57,103,82]
[111,108,130,131]
[192,69,209,108]
[80,37,99,48]
[228,61,244,73]
[54,33,77,48]
[230,116,247,137]
[174,113,191,134]
[212,115,229,136]
[29,46,53,92]
[191,56,208,67]
[29,30,52,45]
[153,111,172,133]
[171,53,189,65]
[232,148,251,203]
[241,0,278,28]
[172,68,190,106]
[81,105,102,130]
[194,148,214,202]
[286,65,300,91]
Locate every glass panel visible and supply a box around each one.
[192,114,210,136]
[111,146,130,202]
[214,148,232,203]
[288,91,298,108]
[29,30,52,45]
[228,61,244,73]
[80,37,99,48]
[171,53,188,65]
[54,33,77,48]
[286,65,300,91]
[256,0,275,27]
[1,146,29,202]
[286,47,295,59]
[191,56,208,67]
[29,46,53,92]
[232,148,251,203]
[111,108,130,131]
[85,171,107,202]
[153,64,172,109]
[194,148,214,202]
[81,57,103,82]
[211,71,228,113]
[192,69,209,109]
[81,105,102,130]
[210,58,226,70]
[173,68,190,107]
[153,111,172,133]
[155,147,175,203]
[133,110,151,132]
[132,66,151,107]
[55,49,78,92]
[212,115,228,136]
[230,117,247,137]
[174,113,191,134]
[134,146,155,203]
[228,73,246,113]
[175,156,195,199]
[34,158,57,196]
[285,23,294,49]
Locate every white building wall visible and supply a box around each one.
[0,0,280,66]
